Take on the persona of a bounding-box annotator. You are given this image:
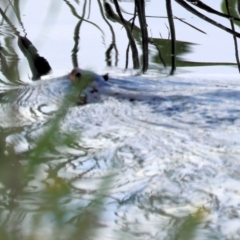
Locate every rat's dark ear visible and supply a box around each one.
[102,73,109,81]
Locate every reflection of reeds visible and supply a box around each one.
[175,0,240,37]
[46,0,240,73]
[166,0,176,75]
[238,0,240,15]
[7,0,26,36]
[112,0,140,69]
[64,0,107,69]
[0,6,51,81]
[125,6,137,69]
[175,0,240,73]
[64,0,105,43]
[0,7,20,85]
[135,0,148,72]
[71,0,88,68]
[97,0,119,67]
[225,0,240,72]
[1,0,240,78]
[221,0,240,27]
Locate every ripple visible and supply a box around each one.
[1,73,240,239]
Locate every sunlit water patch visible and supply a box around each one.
[1,72,240,239]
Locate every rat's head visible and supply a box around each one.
[68,68,109,89]
[69,68,83,83]
[68,68,96,90]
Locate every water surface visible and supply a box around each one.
[1,1,240,239]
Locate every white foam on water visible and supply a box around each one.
[1,71,240,239]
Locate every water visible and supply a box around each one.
[1,0,240,239]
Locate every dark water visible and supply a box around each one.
[1,1,240,239]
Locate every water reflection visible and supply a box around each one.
[103,1,237,69]
[1,0,238,85]
[1,1,240,240]
[0,7,51,84]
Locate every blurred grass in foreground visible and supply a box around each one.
[0,74,209,239]
[0,78,116,240]
[0,91,209,239]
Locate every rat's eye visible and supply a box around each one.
[76,72,81,78]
